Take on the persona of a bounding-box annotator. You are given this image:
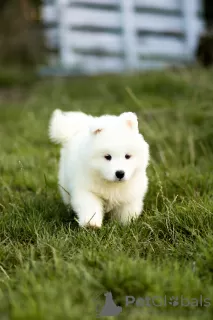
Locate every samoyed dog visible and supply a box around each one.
[49,109,149,228]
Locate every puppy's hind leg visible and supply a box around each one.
[71,191,103,228]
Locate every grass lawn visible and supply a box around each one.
[0,68,213,319]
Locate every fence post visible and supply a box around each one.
[56,0,75,67]
[120,0,138,71]
[182,0,201,59]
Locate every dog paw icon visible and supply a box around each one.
[169,296,179,307]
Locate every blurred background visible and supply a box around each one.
[0,0,213,78]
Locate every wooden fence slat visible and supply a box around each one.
[69,0,119,5]
[42,5,57,23]
[138,37,185,56]
[76,55,124,73]
[64,8,119,28]
[57,0,76,67]
[182,0,203,57]
[135,13,183,33]
[135,0,180,11]
[120,0,138,69]
[67,32,122,52]
[138,60,175,70]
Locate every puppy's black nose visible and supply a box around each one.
[115,170,125,180]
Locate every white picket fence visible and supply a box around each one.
[41,0,204,74]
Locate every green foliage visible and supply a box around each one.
[0,1,44,66]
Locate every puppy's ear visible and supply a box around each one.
[120,112,138,132]
[89,120,103,135]
[93,128,103,134]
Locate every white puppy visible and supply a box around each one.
[49,109,150,228]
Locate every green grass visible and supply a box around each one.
[0,68,213,319]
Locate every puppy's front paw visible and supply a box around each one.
[114,201,143,225]
[72,191,103,228]
[78,212,103,228]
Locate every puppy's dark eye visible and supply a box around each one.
[104,155,112,161]
[125,154,131,159]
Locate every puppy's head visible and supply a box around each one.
[88,112,149,183]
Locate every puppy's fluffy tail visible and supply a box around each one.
[49,109,91,144]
